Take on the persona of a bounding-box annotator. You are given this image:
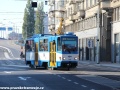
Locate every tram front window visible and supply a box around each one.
[62,40,77,53]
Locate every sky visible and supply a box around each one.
[0,0,27,33]
[0,0,48,34]
[0,0,28,22]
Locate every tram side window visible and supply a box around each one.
[25,40,32,51]
[31,40,34,51]
[40,40,44,51]
[57,37,62,51]
[39,39,48,51]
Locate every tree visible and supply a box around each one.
[34,2,44,34]
[22,0,35,39]
[22,8,29,39]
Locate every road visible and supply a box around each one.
[0,40,21,58]
[0,40,119,90]
[0,64,114,90]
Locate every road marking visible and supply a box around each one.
[91,89,95,90]
[43,71,52,74]
[2,65,28,68]
[68,79,72,81]
[62,77,66,79]
[18,77,26,80]
[4,52,11,59]
[58,75,61,77]
[4,71,12,73]
[74,82,79,84]
[18,77,31,81]
[81,85,87,87]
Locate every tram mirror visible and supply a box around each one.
[58,37,60,40]
[53,40,55,45]
[44,39,45,43]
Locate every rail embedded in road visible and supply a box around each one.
[0,46,14,58]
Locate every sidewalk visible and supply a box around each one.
[78,60,120,69]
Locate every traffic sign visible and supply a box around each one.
[87,39,94,48]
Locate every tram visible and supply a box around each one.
[25,32,79,70]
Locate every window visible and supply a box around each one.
[119,7,120,20]
[113,9,116,21]
[57,37,62,51]
[115,34,119,56]
[62,38,78,53]
[116,8,119,21]
[94,16,97,27]
[44,39,48,51]
[25,40,33,51]
[39,39,48,51]
[68,8,70,16]
[86,0,88,8]
[83,20,84,30]
[80,21,81,30]
[31,40,34,51]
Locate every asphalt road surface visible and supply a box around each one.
[0,40,21,58]
[0,64,114,90]
[0,40,119,90]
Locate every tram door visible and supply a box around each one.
[49,41,56,67]
[35,43,38,66]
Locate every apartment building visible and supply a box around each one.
[111,0,120,63]
[48,0,120,63]
[48,0,65,34]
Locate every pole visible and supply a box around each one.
[96,1,100,64]
[6,26,8,39]
[54,0,55,34]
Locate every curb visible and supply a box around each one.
[0,46,14,58]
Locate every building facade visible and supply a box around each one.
[48,0,120,63]
[111,0,120,63]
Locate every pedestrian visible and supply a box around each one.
[20,51,24,58]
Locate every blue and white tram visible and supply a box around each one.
[25,33,79,70]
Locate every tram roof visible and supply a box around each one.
[27,32,77,40]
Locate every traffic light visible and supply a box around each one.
[32,2,37,7]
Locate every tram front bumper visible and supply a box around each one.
[60,61,78,68]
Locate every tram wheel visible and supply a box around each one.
[44,63,48,70]
[34,65,38,69]
[53,68,58,70]
[29,64,34,68]
[67,67,70,71]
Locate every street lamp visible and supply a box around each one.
[96,1,101,64]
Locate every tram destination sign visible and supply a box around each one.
[62,38,76,40]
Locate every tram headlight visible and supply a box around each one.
[74,57,77,60]
[63,57,65,60]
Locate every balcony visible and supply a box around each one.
[69,15,77,21]
[55,10,65,18]
[101,1,110,8]
[48,24,55,30]
[57,6,66,12]
[48,0,55,6]
[48,25,52,30]
[76,10,85,19]
[75,0,81,3]
[69,0,76,5]
[49,6,55,12]
[71,4,77,15]
[49,12,55,17]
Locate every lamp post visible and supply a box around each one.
[96,1,101,64]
